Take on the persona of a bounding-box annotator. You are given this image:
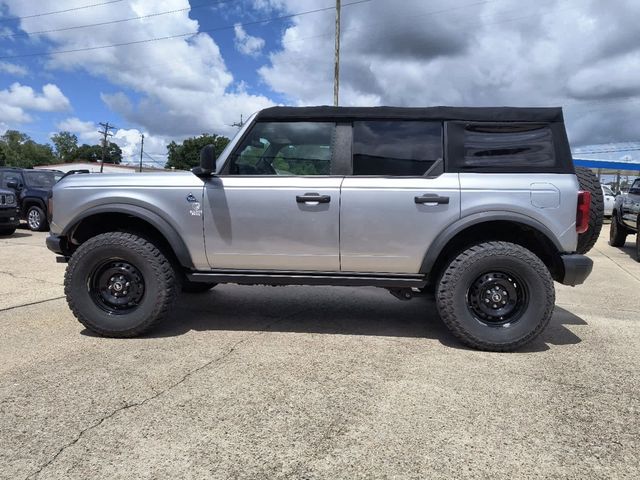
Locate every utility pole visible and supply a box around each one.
[98,122,115,173]
[139,133,145,173]
[231,114,244,128]
[333,0,341,107]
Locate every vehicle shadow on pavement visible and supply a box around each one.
[616,243,638,262]
[104,286,585,353]
[2,232,32,239]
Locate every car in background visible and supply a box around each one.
[602,185,615,217]
[0,187,20,236]
[0,168,63,231]
[610,177,640,261]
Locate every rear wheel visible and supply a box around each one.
[27,206,47,231]
[575,167,604,254]
[609,212,627,247]
[436,241,555,352]
[64,232,179,337]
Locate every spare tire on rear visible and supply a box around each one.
[575,167,604,254]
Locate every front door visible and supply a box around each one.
[203,121,342,271]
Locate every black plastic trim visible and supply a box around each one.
[62,204,195,268]
[559,254,593,286]
[187,270,426,288]
[419,211,564,274]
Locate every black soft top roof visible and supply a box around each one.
[257,106,564,123]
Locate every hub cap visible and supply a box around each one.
[89,260,145,314]
[467,271,527,325]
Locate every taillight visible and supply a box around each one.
[576,190,591,234]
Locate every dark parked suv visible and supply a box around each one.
[0,168,63,231]
[610,177,640,260]
[0,187,20,235]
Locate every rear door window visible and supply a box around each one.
[352,121,442,176]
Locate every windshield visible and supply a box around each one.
[23,171,62,188]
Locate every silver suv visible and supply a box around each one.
[47,106,602,351]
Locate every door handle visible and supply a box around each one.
[415,194,449,205]
[296,193,331,204]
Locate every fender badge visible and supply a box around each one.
[186,193,198,203]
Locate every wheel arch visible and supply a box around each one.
[421,212,564,285]
[62,204,195,269]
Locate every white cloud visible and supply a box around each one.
[2,0,273,138]
[257,0,640,146]
[234,24,265,57]
[56,117,99,143]
[0,61,27,76]
[0,82,71,124]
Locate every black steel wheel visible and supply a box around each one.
[436,241,555,351]
[65,232,179,337]
[467,271,528,326]
[89,260,146,314]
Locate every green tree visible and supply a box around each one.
[166,133,229,170]
[51,131,78,163]
[72,141,122,164]
[0,130,55,167]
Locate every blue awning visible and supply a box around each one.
[573,158,640,171]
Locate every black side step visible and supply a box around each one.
[186,270,427,288]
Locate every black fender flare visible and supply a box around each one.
[419,211,564,274]
[62,203,195,268]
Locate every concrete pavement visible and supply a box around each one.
[0,225,638,479]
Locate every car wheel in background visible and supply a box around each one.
[575,167,604,254]
[27,206,48,231]
[0,227,16,236]
[609,212,627,247]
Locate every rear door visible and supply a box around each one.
[203,121,343,271]
[340,120,460,273]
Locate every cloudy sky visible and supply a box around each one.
[0,0,638,165]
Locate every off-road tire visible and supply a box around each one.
[436,241,555,352]
[182,281,217,293]
[27,205,47,231]
[609,211,627,247]
[575,167,604,254]
[64,232,179,337]
[0,227,16,236]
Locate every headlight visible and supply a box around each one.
[6,194,15,205]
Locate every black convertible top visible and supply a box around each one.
[256,106,564,123]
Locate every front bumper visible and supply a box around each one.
[559,254,593,286]
[46,234,69,258]
[0,207,20,227]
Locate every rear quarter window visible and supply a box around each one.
[446,122,565,173]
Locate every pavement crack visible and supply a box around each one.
[0,296,65,313]
[24,315,295,480]
[0,269,62,286]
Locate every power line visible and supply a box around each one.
[0,0,234,39]
[0,0,123,24]
[0,0,373,60]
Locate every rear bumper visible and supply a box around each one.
[559,254,593,286]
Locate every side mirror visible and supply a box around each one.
[6,180,18,189]
[192,144,217,176]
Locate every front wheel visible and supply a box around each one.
[0,227,16,236]
[436,242,555,352]
[64,232,179,337]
